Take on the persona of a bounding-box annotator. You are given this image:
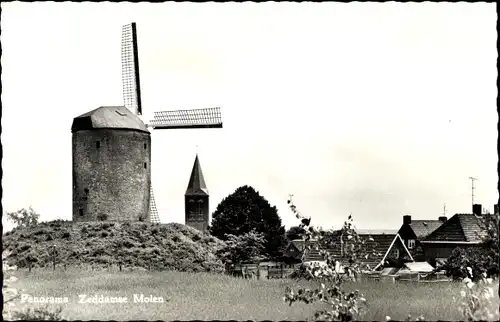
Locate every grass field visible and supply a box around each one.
[9,269,499,321]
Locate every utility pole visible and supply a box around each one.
[469,177,478,208]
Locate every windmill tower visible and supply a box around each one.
[121,22,223,223]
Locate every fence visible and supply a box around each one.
[227,263,300,280]
[365,271,452,283]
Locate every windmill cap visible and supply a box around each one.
[71,106,149,133]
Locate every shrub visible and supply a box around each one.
[442,247,498,282]
[11,307,63,321]
[6,206,40,228]
[283,198,377,321]
[101,231,109,238]
[97,213,108,221]
[456,269,499,321]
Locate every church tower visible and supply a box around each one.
[185,154,210,232]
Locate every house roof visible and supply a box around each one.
[408,220,444,239]
[185,154,209,196]
[295,233,401,270]
[71,106,149,133]
[423,214,487,243]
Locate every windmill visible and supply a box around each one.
[121,22,223,223]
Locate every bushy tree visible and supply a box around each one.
[216,230,267,265]
[283,197,386,321]
[286,225,306,241]
[7,207,40,228]
[210,185,287,259]
[442,213,499,282]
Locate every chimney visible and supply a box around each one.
[438,216,447,222]
[403,215,411,225]
[472,204,482,216]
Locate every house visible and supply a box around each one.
[284,232,414,272]
[420,208,489,261]
[397,214,446,261]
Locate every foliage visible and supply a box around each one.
[442,246,498,282]
[210,185,287,259]
[3,250,63,321]
[11,307,64,321]
[286,225,307,241]
[6,206,40,228]
[442,213,499,281]
[216,230,267,265]
[2,221,226,273]
[283,197,383,321]
[456,268,499,321]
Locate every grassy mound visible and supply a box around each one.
[2,221,226,273]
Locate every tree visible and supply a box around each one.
[442,213,499,281]
[283,197,386,321]
[7,207,40,228]
[210,185,287,259]
[216,230,267,265]
[286,225,306,241]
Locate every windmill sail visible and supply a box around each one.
[121,22,143,116]
[149,107,223,129]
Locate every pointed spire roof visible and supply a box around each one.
[185,154,209,196]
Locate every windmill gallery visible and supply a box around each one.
[71,23,223,230]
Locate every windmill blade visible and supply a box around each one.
[121,22,143,116]
[149,107,223,129]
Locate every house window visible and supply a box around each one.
[394,248,400,258]
[96,141,100,149]
[144,162,147,169]
[79,209,84,216]
[408,239,415,249]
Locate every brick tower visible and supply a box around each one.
[72,106,151,222]
[184,154,209,232]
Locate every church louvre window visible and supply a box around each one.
[96,141,100,149]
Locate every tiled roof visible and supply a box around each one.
[299,234,398,270]
[423,214,487,243]
[409,220,444,239]
[71,106,149,133]
[185,154,209,196]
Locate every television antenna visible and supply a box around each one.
[121,22,223,223]
[469,177,478,208]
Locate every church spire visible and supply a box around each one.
[185,154,209,195]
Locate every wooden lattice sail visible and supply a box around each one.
[121,22,223,225]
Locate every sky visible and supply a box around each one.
[1,2,498,233]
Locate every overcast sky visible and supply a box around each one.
[2,2,497,232]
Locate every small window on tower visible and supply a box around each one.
[144,162,147,169]
[144,143,147,149]
[84,188,89,194]
[79,209,84,216]
[96,141,100,149]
